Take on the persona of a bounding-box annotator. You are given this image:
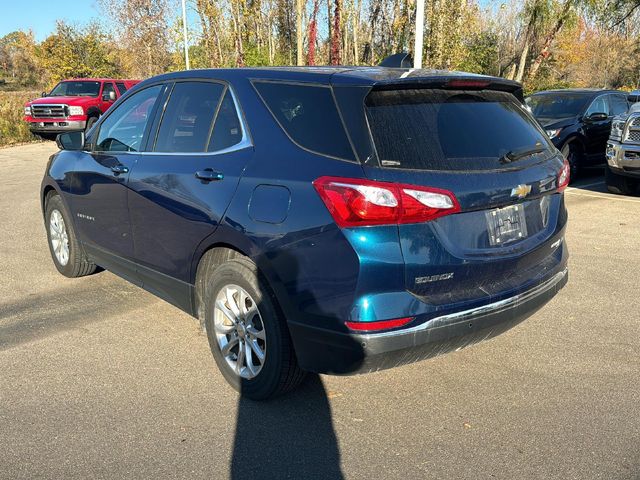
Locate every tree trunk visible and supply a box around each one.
[515,39,529,83]
[327,0,332,59]
[330,0,342,65]
[526,0,575,81]
[307,0,320,65]
[296,0,304,65]
[353,0,360,65]
[232,1,245,67]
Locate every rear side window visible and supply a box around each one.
[155,81,224,153]
[116,82,128,95]
[254,82,355,160]
[365,89,549,171]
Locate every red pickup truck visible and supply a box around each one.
[23,78,140,137]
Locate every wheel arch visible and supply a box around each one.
[560,134,585,154]
[41,182,60,218]
[86,106,101,118]
[191,237,292,334]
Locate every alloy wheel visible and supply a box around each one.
[49,209,69,266]
[213,284,267,379]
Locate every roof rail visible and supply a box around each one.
[379,52,413,69]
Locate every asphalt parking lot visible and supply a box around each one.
[1,142,639,480]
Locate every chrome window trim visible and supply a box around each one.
[359,268,568,339]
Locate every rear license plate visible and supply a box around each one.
[486,204,528,246]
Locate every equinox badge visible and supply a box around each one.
[511,184,532,199]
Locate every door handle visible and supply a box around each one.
[195,169,224,182]
[111,165,129,175]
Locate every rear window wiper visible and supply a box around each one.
[500,145,546,164]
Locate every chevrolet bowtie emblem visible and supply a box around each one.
[511,184,532,199]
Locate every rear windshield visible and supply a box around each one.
[49,81,101,97]
[366,89,550,171]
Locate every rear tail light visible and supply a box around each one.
[557,159,570,192]
[313,176,460,228]
[345,317,414,332]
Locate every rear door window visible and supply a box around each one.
[154,81,224,153]
[365,89,550,171]
[254,82,355,160]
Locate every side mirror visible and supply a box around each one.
[586,112,608,122]
[56,131,85,151]
[103,91,116,102]
[41,91,47,97]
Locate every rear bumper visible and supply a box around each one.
[28,120,86,133]
[289,268,568,374]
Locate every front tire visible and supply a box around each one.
[85,115,98,133]
[204,257,305,400]
[561,141,582,182]
[45,193,96,277]
[605,167,637,195]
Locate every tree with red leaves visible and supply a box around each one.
[307,0,320,65]
[330,0,341,65]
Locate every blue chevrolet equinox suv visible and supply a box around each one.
[41,67,569,399]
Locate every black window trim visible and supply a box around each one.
[143,78,252,157]
[250,79,359,163]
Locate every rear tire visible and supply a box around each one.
[605,166,637,195]
[204,257,305,400]
[45,193,97,278]
[561,141,582,182]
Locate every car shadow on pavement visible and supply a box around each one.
[229,249,364,480]
[0,281,153,350]
[231,374,344,480]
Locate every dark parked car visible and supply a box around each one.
[526,89,629,179]
[41,67,569,399]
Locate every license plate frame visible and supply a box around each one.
[486,203,528,246]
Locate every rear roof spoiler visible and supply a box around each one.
[370,75,525,103]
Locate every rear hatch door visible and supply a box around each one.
[360,86,567,306]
